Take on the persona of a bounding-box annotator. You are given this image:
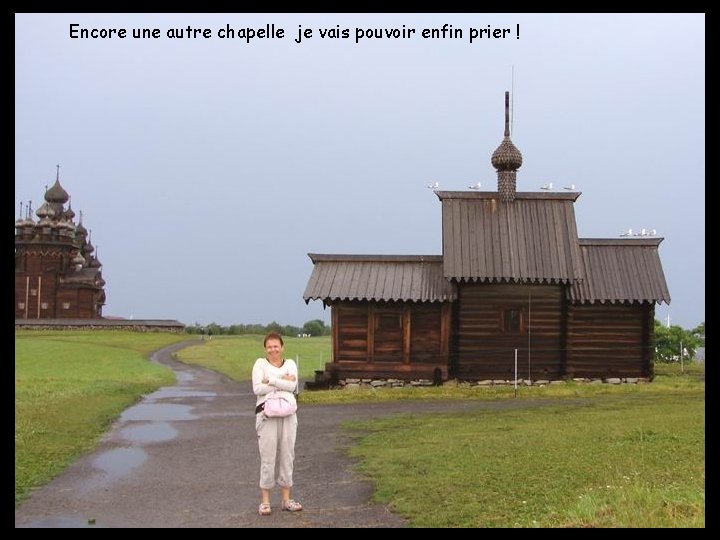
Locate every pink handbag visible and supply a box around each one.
[263,392,297,417]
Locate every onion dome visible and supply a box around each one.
[491,136,523,171]
[491,92,523,203]
[17,214,35,229]
[45,180,69,203]
[45,166,70,204]
[16,202,24,227]
[75,210,87,236]
[72,251,86,266]
[21,202,36,227]
[64,201,76,221]
[36,201,55,220]
[83,240,95,255]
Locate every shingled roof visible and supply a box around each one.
[437,191,585,284]
[303,254,456,303]
[570,239,671,304]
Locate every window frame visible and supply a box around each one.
[502,308,524,333]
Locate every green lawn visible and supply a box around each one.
[345,385,704,527]
[15,330,187,504]
[175,334,330,382]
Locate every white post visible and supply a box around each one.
[514,348,518,398]
[680,341,684,373]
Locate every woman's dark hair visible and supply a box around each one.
[263,332,284,347]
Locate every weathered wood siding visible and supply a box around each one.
[15,273,100,319]
[567,302,654,378]
[454,282,564,379]
[372,304,404,362]
[15,247,102,319]
[334,304,368,361]
[330,301,450,380]
[410,303,444,363]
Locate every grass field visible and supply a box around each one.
[175,334,330,382]
[346,388,704,527]
[16,331,704,526]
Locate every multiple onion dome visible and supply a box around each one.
[491,91,523,202]
[15,167,102,273]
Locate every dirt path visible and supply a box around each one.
[15,340,568,528]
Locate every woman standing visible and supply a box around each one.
[252,332,303,515]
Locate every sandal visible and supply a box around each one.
[281,499,303,512]
[258,502,272,516]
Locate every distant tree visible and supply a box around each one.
[205,322,223,335]
[693,322,705,336]
[184,320,332,336]
[302,319,325,337]
[266,321,283,334]
[185,323,204,334]
[654,321,702,362]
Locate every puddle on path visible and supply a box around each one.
[120,403,197,422]
[19,516,101,528]
[120,422,178,443]
[147,388,216,400]
[175,371,195,383]
[93,447,147,479]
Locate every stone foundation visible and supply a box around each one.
[334,376,650,389]
[15,318,185,332]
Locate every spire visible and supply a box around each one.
[76,209,87,236]
[45,165,69,204]
[491,91,523,202]
[65,196,75,220]
[504,91,510,137]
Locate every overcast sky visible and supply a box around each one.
[15,13,704,329]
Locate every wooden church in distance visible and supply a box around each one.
[303,92,671,383]
[15,169,106,319]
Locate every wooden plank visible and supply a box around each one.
[403,305,411,364]
[332,306,339,363]
[367,303,375,363]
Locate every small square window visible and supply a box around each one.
[62,302,70,310]
[18,302,25,309]
[40,302,48,310]
[504,309,522,333]
[29,289,37,296]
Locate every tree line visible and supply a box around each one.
[184,318,705,362]
[185,319,331,337]
[654,320,704,362]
